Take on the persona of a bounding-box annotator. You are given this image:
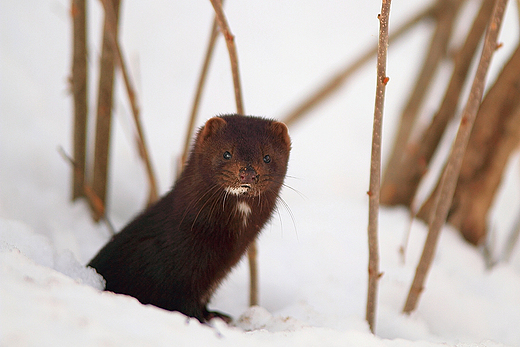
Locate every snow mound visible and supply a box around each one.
[0,218,104,289]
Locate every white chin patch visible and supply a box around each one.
[225,186,250,196]
[236,201,251,216]
[236,201,251,226]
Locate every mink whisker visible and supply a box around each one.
[179,184,219,227]
[276,196,298,239]
[190,185,224,230]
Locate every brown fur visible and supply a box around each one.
[88,115,291,322]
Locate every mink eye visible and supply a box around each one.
[223,151,232,160]
[263,155,271,163]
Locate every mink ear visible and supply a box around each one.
[271,121,291,150]
[198,117,227,143]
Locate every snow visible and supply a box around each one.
[1,0,520,346]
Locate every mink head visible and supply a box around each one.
[191,115,291,198]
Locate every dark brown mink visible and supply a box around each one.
[88,114,291,323]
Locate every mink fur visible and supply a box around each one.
[88,115,291,322]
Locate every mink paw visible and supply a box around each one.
[203,309,232,324]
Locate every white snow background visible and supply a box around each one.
[2,0,520,346]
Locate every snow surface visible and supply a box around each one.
[2,0,520,346]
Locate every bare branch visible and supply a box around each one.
[382,0,495,207]
[99,0,159,205]
[70,0,88,201]
[182,15,221,169]
[247,242,259,306]
[91,0,121,220]
[280,5,437,127]
[366,0,392,334]
[442,44,520,244]
[381,0,466,205]
[403,0,508,314]
[59,147,116,235]
[209,0,244,115]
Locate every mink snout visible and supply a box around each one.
[239,165,259,184]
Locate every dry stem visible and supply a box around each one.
[382,0,495,207]
[209,0,244,115]
[367,0,392,334]
[436,44,520,244]
[381,0,465,204]
[59,147,116,235]
[71,0,88,201]
[403,0,508,314]
[247,242,259,307]
[100,0,159,205]
[182,16,221,169]
[280,5,436,127]
[91,0,120,220]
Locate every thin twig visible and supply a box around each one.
[280,5,436,127]
[209,0,244,115]
[403,0,508,314]
[59,147,116,235]
[443,43,520,244]
[182,15,222,169]
[383,0,495,207]
[99,0,159,205]
[247,241,259,306]
[91,0,120,220]
[415,0,497,221]
[381,0,465,205]
[367,0,392,334]
[71,0,88,201]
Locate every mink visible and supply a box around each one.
[88,115,291,322]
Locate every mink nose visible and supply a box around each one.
[239,165,259,184]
